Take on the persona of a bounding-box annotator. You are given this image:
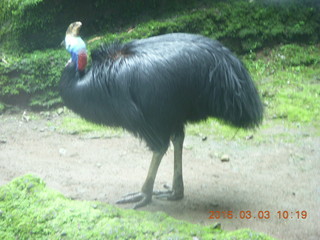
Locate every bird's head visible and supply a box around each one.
[64,21,87,71]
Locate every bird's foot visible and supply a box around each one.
[116,192,152,209]
[153,189,184,201]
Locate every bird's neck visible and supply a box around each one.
[59,62,84,111]
[59,62,105,124]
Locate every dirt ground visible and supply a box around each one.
[0,111,319,240]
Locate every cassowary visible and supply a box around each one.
[60,21,263,209]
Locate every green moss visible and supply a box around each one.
[1,0,319,110]
[0,49,67,108]
[2,0,319,53]
[58,115,123,137]
[0,175,276,240]
[243,44,320,125]
[0,102,5,113]
[275,85,319,122]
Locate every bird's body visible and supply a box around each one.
[60,22,263,208]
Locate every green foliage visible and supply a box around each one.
[1,0,319,53]
[244,44,320,124]
[0,49,67,108]
[0,102,5,113]
[0,0,47,51]
[0,175,276,240]
[96,1,319,53]
[0,0,319,118]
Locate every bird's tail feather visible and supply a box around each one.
[207,50,263,128]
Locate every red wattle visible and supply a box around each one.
[78,51,87,71]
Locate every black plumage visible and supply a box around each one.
[61,33,263,151]
[60,30,263,208]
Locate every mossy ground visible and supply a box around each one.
[0,175,276,240]
[245,44,320,125]
[56,114,123,137]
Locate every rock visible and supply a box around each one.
[39,128,46,132]
[57,107,64,115]
[70,153,79,158]
[59,148,67,156]
[0,139,7,144]
[212,223,221,229]
[246,135,254,140]
[163,184,170,190]
[22,111,30,122]
[220,154,230,162]
[209,203,219,208]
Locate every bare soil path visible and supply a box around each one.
[0,111,319,240]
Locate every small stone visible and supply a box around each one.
[70,153,79,158]
[39,128,46,132]
[22,111,30,122]
[209,203,219,208]
[59,148,67,156]
[246,135,254,140]
[0,139,6,144]
[57,108,64,115]
[220,154,230,162]
[211,223,221,229]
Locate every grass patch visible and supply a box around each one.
[0,102,5,113]
[58,115,123,137]
[186,119,259,140]
[247,45,320,125]
[0,175,276,240]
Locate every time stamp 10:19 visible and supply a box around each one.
[208,210,308,220]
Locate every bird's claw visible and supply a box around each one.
[153,190,173,199]
[116,192,152,209]
[153,190,183,201]
[116,186,183,209]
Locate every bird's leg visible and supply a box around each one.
[170,131,185,199]
[155,131,185,200]
[116,150,165,209]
